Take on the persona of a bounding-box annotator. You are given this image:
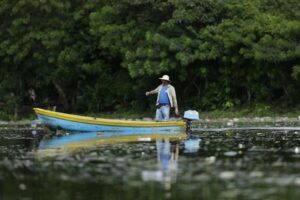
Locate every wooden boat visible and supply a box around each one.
[34,108,186,133]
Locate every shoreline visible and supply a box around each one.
[1,116,300,126]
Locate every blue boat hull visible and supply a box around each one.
[37,114,184,133]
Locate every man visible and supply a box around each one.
[28,88,36,103]
[145,75,179,121]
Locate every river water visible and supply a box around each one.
[0,123,300,200]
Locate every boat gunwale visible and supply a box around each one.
[34,108,186,127]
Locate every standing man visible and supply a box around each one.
[145,75,179,121]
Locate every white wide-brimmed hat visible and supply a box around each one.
[159,75,170,82]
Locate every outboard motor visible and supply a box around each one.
[183,110,200,134]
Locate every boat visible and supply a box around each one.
[33,108,186,133]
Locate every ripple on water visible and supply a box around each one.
[224,151,238,157]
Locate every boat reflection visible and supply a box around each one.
[35,129,201,191]
[35,130,187,157]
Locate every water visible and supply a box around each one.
[1,125,300,199]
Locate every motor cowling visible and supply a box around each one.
[183,110,199,134]
[183,110,199,121]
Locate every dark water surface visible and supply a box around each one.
[1,124,300,200]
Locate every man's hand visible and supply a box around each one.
[145,91,150,96]
[175,107,179,116]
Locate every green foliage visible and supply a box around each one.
[0,111,10,121]
[0,0,299,118]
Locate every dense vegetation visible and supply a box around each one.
[0,0,299,118]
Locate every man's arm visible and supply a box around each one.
[145,85,160,96]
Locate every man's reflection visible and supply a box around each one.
[157,138,178,188]
[142,137,201,190]
[142,138,179,190]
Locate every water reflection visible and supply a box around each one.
[34,130,201,191]
[142,139,178,190]
[34,130,200,192]
[156,138,178,186]
[142,137,201,191]
[184,137,201,153]
[35,130,187,158]
[2,126,300,199]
